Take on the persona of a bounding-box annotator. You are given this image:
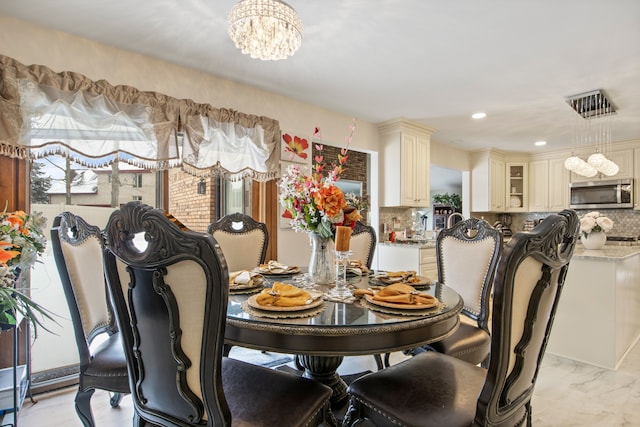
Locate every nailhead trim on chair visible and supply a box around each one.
[352,396,408,427]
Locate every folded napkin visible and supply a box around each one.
[346,260,369,276]
[259,260,296,274]
[255,282,313,307]
[375,270,417,284]
[372,283,436,305]
[229,270,262,289]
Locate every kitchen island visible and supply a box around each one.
[376,241,438,279]
[546,244,640,370]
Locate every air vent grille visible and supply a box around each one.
[566,89,616,119]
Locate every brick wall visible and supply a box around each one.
[168,168,216,232]
[314,144,369,211]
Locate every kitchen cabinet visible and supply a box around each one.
[528,158,569,212]
[379,119,434,207]
[506,162,527,212]
[634,148,640,211]
[470,150,505,212]
[570,149,634,182]
[377,244,437,279]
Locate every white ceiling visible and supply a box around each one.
[1,0,639,154]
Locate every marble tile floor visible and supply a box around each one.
[11,341,640,426]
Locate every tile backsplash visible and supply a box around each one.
[379,207,640,241]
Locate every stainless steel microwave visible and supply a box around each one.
[569,179,633,209]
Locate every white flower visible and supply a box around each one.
[579,211,614,237]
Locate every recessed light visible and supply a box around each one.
[471,112,487,119]
[534,141,547,146]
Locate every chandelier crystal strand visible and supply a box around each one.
[228,0,303,60]
[564,89,618,177]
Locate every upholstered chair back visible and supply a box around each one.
[52,213,114,355]
[207,212,268,272]
[436,218,502,330]
[104,202,231,425]
[476,209,579,425]
[347,221,377,269]
[51,212,130,427]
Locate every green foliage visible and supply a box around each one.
[30,161,52,204]
[432,192,461,211]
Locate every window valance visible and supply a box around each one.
[0,54,280,181]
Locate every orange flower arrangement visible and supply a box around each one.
[279,121,361,238]
[0,207,53,332]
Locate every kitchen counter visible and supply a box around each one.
[547,243,640,369]
[572,244,640,260]
[378,241,437,249]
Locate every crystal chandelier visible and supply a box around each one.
[228,0,303,61]
[564,90,618,177]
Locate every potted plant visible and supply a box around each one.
[432,192,462,212]
[0,207,55,334]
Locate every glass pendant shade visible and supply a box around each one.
[587,152,607,168]
[228,0,303,60]
[599,159,619,176]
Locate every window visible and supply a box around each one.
[132,196,143,201]
[132,173,142,188]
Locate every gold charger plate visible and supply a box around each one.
[247,290,323,312]
[364,294,439,310]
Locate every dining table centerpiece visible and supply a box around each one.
[579,211,614,250]
[0,207,54,334]
[279,121,361,284]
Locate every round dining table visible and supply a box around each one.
[225,274,463,408]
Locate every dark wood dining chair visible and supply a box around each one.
[207,212,269,272]
[343,209,579,427]
[50,212,130,427]
[374,218,502,370]
[103,202,334,427]
[423,217,503,366]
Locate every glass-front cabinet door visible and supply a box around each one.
[506,162,528,212]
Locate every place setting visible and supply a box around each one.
[254,260,301,277]
[228,270,265,294]
[354,282,442,316]
[369,270,434,289]
[241,281,325,319]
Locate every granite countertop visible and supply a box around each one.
[572,244,640,259]
[379,241,640,259]
[378,241,437,249]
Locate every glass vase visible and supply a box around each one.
[308,233,335,285]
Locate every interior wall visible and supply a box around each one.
[0,14,383,269]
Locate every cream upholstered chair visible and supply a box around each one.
[423,217,503,366]
[103,202,334,427]
[207,212,269,272]
[347,221,377,269]
[376,218,501,370]
[343,210,579,427]
[50,212,129,427]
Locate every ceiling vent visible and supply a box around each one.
[566,89,616,119]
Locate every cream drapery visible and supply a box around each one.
[0,55,280,181]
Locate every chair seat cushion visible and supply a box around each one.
[426,323,490,365]
[83,333,129,391]
[347,352,486,427]
[222,357,331,427]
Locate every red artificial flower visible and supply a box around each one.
[282,133,309,160]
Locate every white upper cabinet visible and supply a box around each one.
[379,119,433,207]
[471,150,505,212]
[529,158,569,212]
